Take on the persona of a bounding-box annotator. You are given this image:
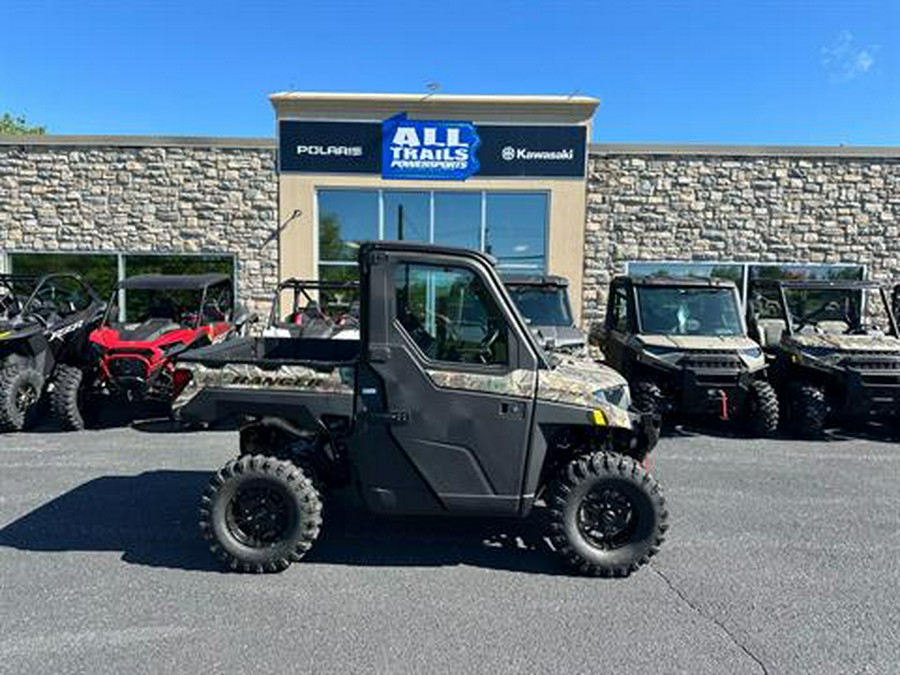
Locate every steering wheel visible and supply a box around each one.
[478,327,502,364]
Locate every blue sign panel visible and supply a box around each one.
[381,113,481,181]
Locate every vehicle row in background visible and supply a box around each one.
[52,273,251,430]
[0,273,104,431]
[503,275,586,354]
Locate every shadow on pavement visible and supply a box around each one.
[0,470,564,576]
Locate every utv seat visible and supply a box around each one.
[756,319,786,348]
[118,318,183,342]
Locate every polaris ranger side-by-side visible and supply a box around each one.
[597,275,779,436]
[175,242,667,577]
[0,273,105,432]
[504,275,587,354]
[748,278,900,437]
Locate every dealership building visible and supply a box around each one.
[1,91,899,321]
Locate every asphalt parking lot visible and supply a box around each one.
[1,424,898,675]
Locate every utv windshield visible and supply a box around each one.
[507,286,573,327]
[782,287,892,335]
[637,287,743,336]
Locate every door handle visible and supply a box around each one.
[360,410,409,425]
[498,401,525,419]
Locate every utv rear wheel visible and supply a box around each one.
[52,365,93,431]
[632,380,665,417]
[199,454,322,573]
[548,452,667,577]
[745,380,779,437]
[791,384,827,438]
[0,365,45,432]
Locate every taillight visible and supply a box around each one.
[172,369,193,396]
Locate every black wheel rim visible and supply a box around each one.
[577,485,638,550]
[16,382,38,413]
[226,480,297,548]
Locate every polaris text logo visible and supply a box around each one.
[296,145,363,157]
[382,113,480,180]
[501,145,575,161]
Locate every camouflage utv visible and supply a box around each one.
[596,275,778,436]
[748,278,900,437]
[173,242,666,578]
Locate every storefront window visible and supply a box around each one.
[8,252,236,318]
[433,192,482,250]
[317,189,548,281]
[318,190,379,263]
[485,193,547,271]
[383,191,430,242]
[9,253,119,298]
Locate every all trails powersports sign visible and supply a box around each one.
[278,115,586,179]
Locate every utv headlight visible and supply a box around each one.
[739,346,763,359]
[643,345,679,356]
[594,384,631,409]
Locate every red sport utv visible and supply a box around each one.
[52,273,253,430]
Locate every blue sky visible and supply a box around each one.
[1,0,896,144]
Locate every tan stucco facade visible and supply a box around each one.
[271,92,598,322]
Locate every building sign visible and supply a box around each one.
[278,121,380,174]
[381,114,480,180]
[278,117,586,179]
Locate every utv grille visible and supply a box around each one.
[108,358,147,379]
[679,355,743,370]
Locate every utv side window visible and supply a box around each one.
[36,277,93,317]
[611,287,630,332]
[394,263,509,366]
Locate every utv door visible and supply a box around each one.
[360,249,540,515]
[601,282,634,373]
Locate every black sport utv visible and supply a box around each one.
[0,273,105,432]
[504,275,586,354]
[748,278,900,437]
[596,275,778,436]
[174,242,666,577]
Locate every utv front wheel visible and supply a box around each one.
[791,384,827,438]
[0,365,45,432]
[745,380,779,437]
[548,452,667,577]
[51,365,93,431]
[199,454,322,573]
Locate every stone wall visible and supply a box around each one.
[583,147,900,323]
[0,137,278,314]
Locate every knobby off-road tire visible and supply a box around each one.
[548,452,668,577]
[791,384,827,439]
[745,379,779,437]
[51,364,91,431]
[632,380,665,417]
[0,365,45,432]
[199,454,323,573]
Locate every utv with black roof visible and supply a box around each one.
[52,273,252,430]
[596,275,778,436]
[748,278,900,437]
[0,273,104,432]
[504,275,586,354]
[174,242,666,577]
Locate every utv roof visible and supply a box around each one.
[503,274,569,288]
[118,273,231,290]
[751,279,883,290]
[359,241,498,267]
[619,274,737,288]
